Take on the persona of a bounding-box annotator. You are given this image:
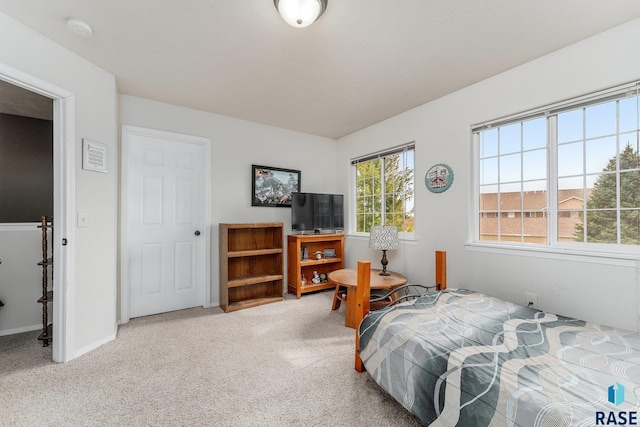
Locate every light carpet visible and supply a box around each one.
[0,291,422,426]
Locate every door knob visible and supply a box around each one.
[194,230,201,236]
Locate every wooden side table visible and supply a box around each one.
[328,268,407,328]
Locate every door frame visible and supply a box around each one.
[120,125,211,324]
[0,62,76,363]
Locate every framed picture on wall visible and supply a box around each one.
[251,164,301,207]
[82,139,108,173]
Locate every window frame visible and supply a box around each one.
[350,143,415,239]
[470,81,640,262]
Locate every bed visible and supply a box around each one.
[353,256,640,426]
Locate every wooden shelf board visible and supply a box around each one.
[37,323,53,341]
[298,281,336,293]
[291,233,344,241]
[226,295,283,312]
[300,257,342,267]
[37,291,53,304]
[227,274,284,288]
[227,248,283,258]
[223,222,283,229]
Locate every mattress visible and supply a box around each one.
[358,289,640,426]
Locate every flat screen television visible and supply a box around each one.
[291,192,344,233]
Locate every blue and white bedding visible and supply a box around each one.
[358,289,640,426]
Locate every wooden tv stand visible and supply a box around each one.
[287,233,345,298]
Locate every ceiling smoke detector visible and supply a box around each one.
[66,17,93,37]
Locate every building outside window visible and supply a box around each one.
[353,144,415,234]
[474,82,640,249]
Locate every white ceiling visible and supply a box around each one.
[1,1,640,139]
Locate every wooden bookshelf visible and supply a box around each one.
[219,223,284,312]
[287,233,344,298]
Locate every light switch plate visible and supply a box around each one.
[77,212,89,228]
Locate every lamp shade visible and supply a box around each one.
[274,0,327,28]
[369,226,399,251]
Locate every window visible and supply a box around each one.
[477,117,547,243]
[474,82,640,249]
[525,212,544,218]
[352,144,415,234]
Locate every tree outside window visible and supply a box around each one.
[354,147,414,233]
[574,144,640,244]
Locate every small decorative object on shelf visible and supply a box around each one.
[311,271,321,284]
[314,251,323,260]
[323,248,336,258]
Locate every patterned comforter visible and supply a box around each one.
[358,289,640,426]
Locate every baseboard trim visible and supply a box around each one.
[0,324,42,336]
[71,327,117,361]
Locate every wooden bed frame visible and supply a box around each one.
[354,251,447,372]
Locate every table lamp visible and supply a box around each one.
[369,225,399,276]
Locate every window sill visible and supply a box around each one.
[465,242,640,267]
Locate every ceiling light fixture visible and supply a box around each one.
[66,17,93,37]
[274,0,327,28]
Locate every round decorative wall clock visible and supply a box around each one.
[425,163,454,193]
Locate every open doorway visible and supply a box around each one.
[0,63,75,362]
[0,80,54,350]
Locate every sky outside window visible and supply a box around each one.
[482,96,640,192]
[477,92,640,245]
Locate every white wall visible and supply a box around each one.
[0,12,118,357]
[0,228,42,334]
[337,18,640,331]
[119,95,337,310]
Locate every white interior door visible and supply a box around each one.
[126,128,207,318]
